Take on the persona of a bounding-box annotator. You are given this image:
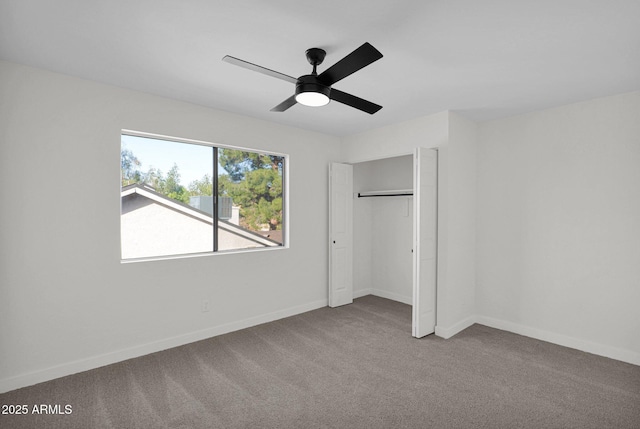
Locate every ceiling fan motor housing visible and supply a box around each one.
[295,74,331,99]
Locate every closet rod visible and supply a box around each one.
[357,191,413,198]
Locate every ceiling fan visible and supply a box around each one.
[222,42,383,114]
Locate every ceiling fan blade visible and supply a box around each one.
[317,42,383,86]
[270,95,297,112]
[222,55,298,84]
[330,89,382,114]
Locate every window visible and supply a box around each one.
[120,132,286,260]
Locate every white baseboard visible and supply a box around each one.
[0,299,328,394]
[476,315,640,367]
[435,315,476,339]
[371,289,412,305]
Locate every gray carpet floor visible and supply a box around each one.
[1,295,639,428]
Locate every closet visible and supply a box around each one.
[329,148,438,338]
[352,155,414,305]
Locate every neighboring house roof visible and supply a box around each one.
[121,183,280,247]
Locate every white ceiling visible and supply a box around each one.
[1,0,639,136]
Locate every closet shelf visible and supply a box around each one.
[357,189,413,198]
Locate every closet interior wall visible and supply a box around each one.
[352,155,414,304]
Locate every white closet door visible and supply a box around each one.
[413,148,437,337]
[329,162,353,307]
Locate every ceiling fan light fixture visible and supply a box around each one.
[295,91,330,107]
[295,77,330,107]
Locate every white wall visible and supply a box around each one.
[341,111,448,163]
[476,91,640,364]
[342,111,478,337]
[352,166,373,298]
[371,197,413,304]
[0,60,341,392]
[436,113,478,337]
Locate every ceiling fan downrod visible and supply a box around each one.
[305,48,326,75]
